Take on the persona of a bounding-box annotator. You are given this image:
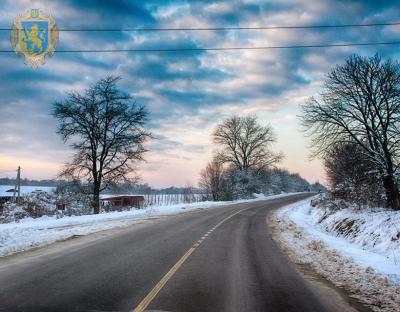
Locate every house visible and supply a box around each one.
[100,195,145,210]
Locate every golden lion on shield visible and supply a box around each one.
[20,24,46,54]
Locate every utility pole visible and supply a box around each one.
[13,166,21,203]
[17,166,21,203]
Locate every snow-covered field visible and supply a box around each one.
[0,185,55,197]
[0,193,295,258]
[272,197,400,312]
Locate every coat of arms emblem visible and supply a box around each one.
[11,9,59,69]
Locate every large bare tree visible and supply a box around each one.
[212,115,282,173]
[301,54,400,210]
[52,76,151,214]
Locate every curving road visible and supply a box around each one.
[0,194,370,312]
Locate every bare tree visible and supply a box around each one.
[325,143,374,187]
[199,159,225,201]
[212,115,283,173]
[324,143,383,206]
[183,182,195,203]
[52,76,151,214]
[301,54,400,210]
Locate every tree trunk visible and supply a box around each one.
[93,183,101,214]
[383,175,400,210]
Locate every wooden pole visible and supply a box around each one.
[17,166,21,203]
[13,166,20,203]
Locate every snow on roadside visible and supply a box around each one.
[271,198,400,312]
[0,192,297,257]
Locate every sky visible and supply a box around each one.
[0,0,399,188]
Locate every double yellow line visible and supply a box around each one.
[132,206,253,312]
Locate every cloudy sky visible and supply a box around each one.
[0,1,399,187]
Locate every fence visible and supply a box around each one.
[143,193,206,207]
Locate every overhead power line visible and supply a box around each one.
[1,21,399,32]
[0,41,398,53]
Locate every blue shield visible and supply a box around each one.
[20,21,49,54]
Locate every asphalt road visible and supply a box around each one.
[0,194,369,312]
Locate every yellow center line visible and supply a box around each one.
[132,247,196,312]
[131,205,254,312]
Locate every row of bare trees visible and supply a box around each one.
[199,115,311,200]
[51,78,302,212]
[200,115,281,200]
[52,55,398,213]
[301,54,400,210]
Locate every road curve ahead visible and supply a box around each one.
[0,194,369,312]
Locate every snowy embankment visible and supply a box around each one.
[0,193,295,258]
[272,197,400,312]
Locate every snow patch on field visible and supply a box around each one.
[0,192,296,257]
[0,185,55,197]
[272,198,400,312]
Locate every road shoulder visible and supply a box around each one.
[268,200,398,312]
